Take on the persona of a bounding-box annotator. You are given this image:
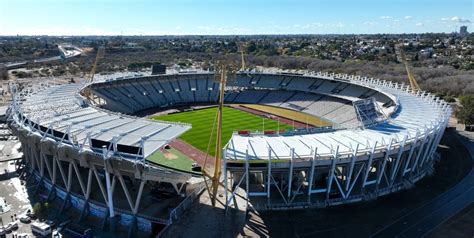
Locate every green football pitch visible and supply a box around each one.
[151,106,293,156]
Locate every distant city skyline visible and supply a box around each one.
[0,0,472,36]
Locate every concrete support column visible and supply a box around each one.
[101,146,118,232]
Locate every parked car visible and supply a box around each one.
[26,211,37,220]
[19,215,31,223]
[6,221,18,231]
[0,227,6,236]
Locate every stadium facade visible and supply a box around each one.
[6,70,451,233]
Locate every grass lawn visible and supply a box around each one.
[146,148,197,173]
[151,106,293,156]
[239,104,332,127]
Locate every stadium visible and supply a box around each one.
[6,69,452,235]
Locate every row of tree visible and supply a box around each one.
[458,95,474,126]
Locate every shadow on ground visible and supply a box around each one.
[249,128,473,238]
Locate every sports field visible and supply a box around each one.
[237,104,333,127]
[151,106,293,156]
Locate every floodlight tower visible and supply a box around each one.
[203,61,237,206]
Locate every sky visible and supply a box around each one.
[0,0,472,35]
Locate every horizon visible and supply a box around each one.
[0,32,472,37]
[0,0,473,36]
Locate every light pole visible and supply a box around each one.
[277,117,280,133]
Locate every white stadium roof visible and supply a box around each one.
[225,76,450,161]
[12,82,190,158]
[8,70,450,162]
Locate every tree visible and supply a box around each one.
[32,202,42,216]
[0,65,8,81]
[246,41,257,53]
[458,95,474,125]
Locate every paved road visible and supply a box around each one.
[3,44,82,69]
[372,129,474,238]
[33,55,62,63]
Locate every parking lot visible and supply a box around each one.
[0,158,34,237]
[0,132,95,238]
[0,122,39,238]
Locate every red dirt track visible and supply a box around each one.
[169,139,215,171]
[230,104,312,129]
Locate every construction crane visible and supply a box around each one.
[87,46,105,83]
[82,46,105,103]
[396,44,421,92]
[202,62,237,207]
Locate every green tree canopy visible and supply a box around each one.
[458,95,474,125]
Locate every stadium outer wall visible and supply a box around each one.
[6,70,452,226]
[5,79,202,236]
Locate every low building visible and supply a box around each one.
[460,26,468,36]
